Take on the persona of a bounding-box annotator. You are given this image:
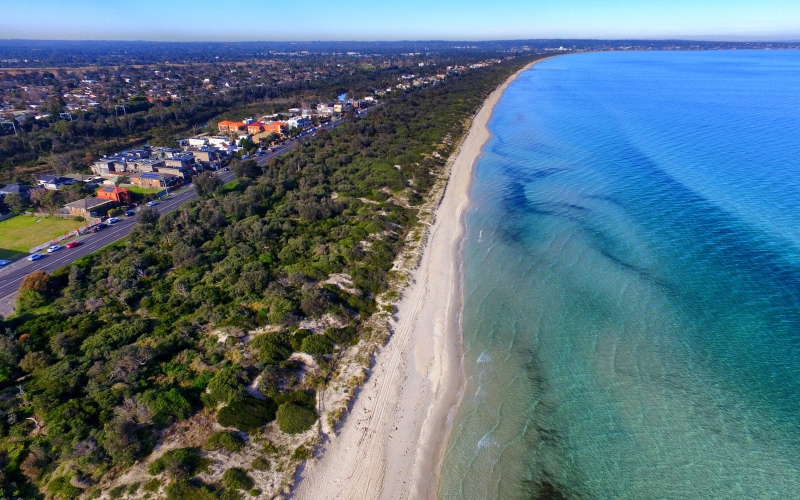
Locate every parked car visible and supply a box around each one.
[125,209,135,216]
[47,245,63,253]
[28,253,43,261]
[147,200,158,206]
[0,259,11,266]
[107,217,119,224]
[65,241,81,249]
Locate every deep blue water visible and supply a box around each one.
[438,50,800,499]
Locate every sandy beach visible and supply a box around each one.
[292,59,541,500]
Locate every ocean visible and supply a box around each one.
[437,50,800,499]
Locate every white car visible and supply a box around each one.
[107,217,120,224]
[147,200,158,206]
[28,253,43,261]
[47,245,63,253]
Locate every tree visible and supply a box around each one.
[232,159,258,179]
[192,172,222,198]
[2,192,25,214]
[136,205,160,225]
[19,270,53,296]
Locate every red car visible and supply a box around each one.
[65,241,82,249]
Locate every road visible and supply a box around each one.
[0,117,353,317]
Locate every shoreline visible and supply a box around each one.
[292,58,545,500]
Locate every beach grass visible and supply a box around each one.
[0,215,86,259]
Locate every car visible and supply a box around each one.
[147,200,158,206]
[65,241,81,249]
[267,148,275,152]
[125,209,135,216]
[47,245,63,253]
[223,167,230,171]
[107,217,119,224]
[28,253,43,261]
[0,259,11,266]
[256,152,263,156]
[92,223,108,233]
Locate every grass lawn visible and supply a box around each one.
[126,186,163,195]
[0,215,87,260]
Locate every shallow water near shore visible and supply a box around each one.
[438,50,800,499]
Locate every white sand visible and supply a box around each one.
[292,60,542,500]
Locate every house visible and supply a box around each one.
[187,147,221,170]
[287,116,311,130]
[63,173,101,184]
[36,175,75,190]
[247,122,266,135]
[334,102,353,113]
[91,158,124,176]
[217,120,246,133]
[129,172,182,189]
[317,103,335,115]
[96,186,132,205]
[0,184,30,199]
[64,197,113,217]
[187,137,208,147]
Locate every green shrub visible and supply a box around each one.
[47,476,81,499]
[222,467,254,491]
[325,326,357,345]
[142,479,161,492]
[206,366,244,406]
[165,480,217,500]
[250,456,270,471]
[290,329,312,351]
[300,334,334,356]
[217,397,277,433]
[249,489,261,497]
[109,485,126,499]
[292,445,312,460]
[250,332,292,365]
[273,389,316,408]
[128,482,141,494]
[147,448,208,479]
[141,388,192,427]
[205,431,245,452]
[276,402,317,434]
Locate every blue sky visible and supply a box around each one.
[3,0,799,41]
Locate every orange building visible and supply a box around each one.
[247,122,265,134]
[96,186,132,204]
[263,121,287,135]
[218,120,246,133]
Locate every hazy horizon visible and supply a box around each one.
[2,0,799,43]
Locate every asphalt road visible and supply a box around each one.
[0,115,352,316]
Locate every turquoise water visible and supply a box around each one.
[438,50,800,499]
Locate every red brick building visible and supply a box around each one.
[95,186,132,204]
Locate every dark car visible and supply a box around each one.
[125,209,135,216]
[92,223,108,233]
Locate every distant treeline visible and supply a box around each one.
[3,39,797,68]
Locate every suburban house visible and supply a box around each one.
[187,147,221,170]
[36,175,75,190]
[334,102,353,113]
[247,122,266,135]
[96,186,132,205]
[64,197,112,217]
[0,183,30,199]
[187,137,208,147]
[287,116,311,129]
[217,120,246,133]
[64,173,102,184]
[129,172,182,189]
[317,103,335,115]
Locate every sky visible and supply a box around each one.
[2,0,799,41]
